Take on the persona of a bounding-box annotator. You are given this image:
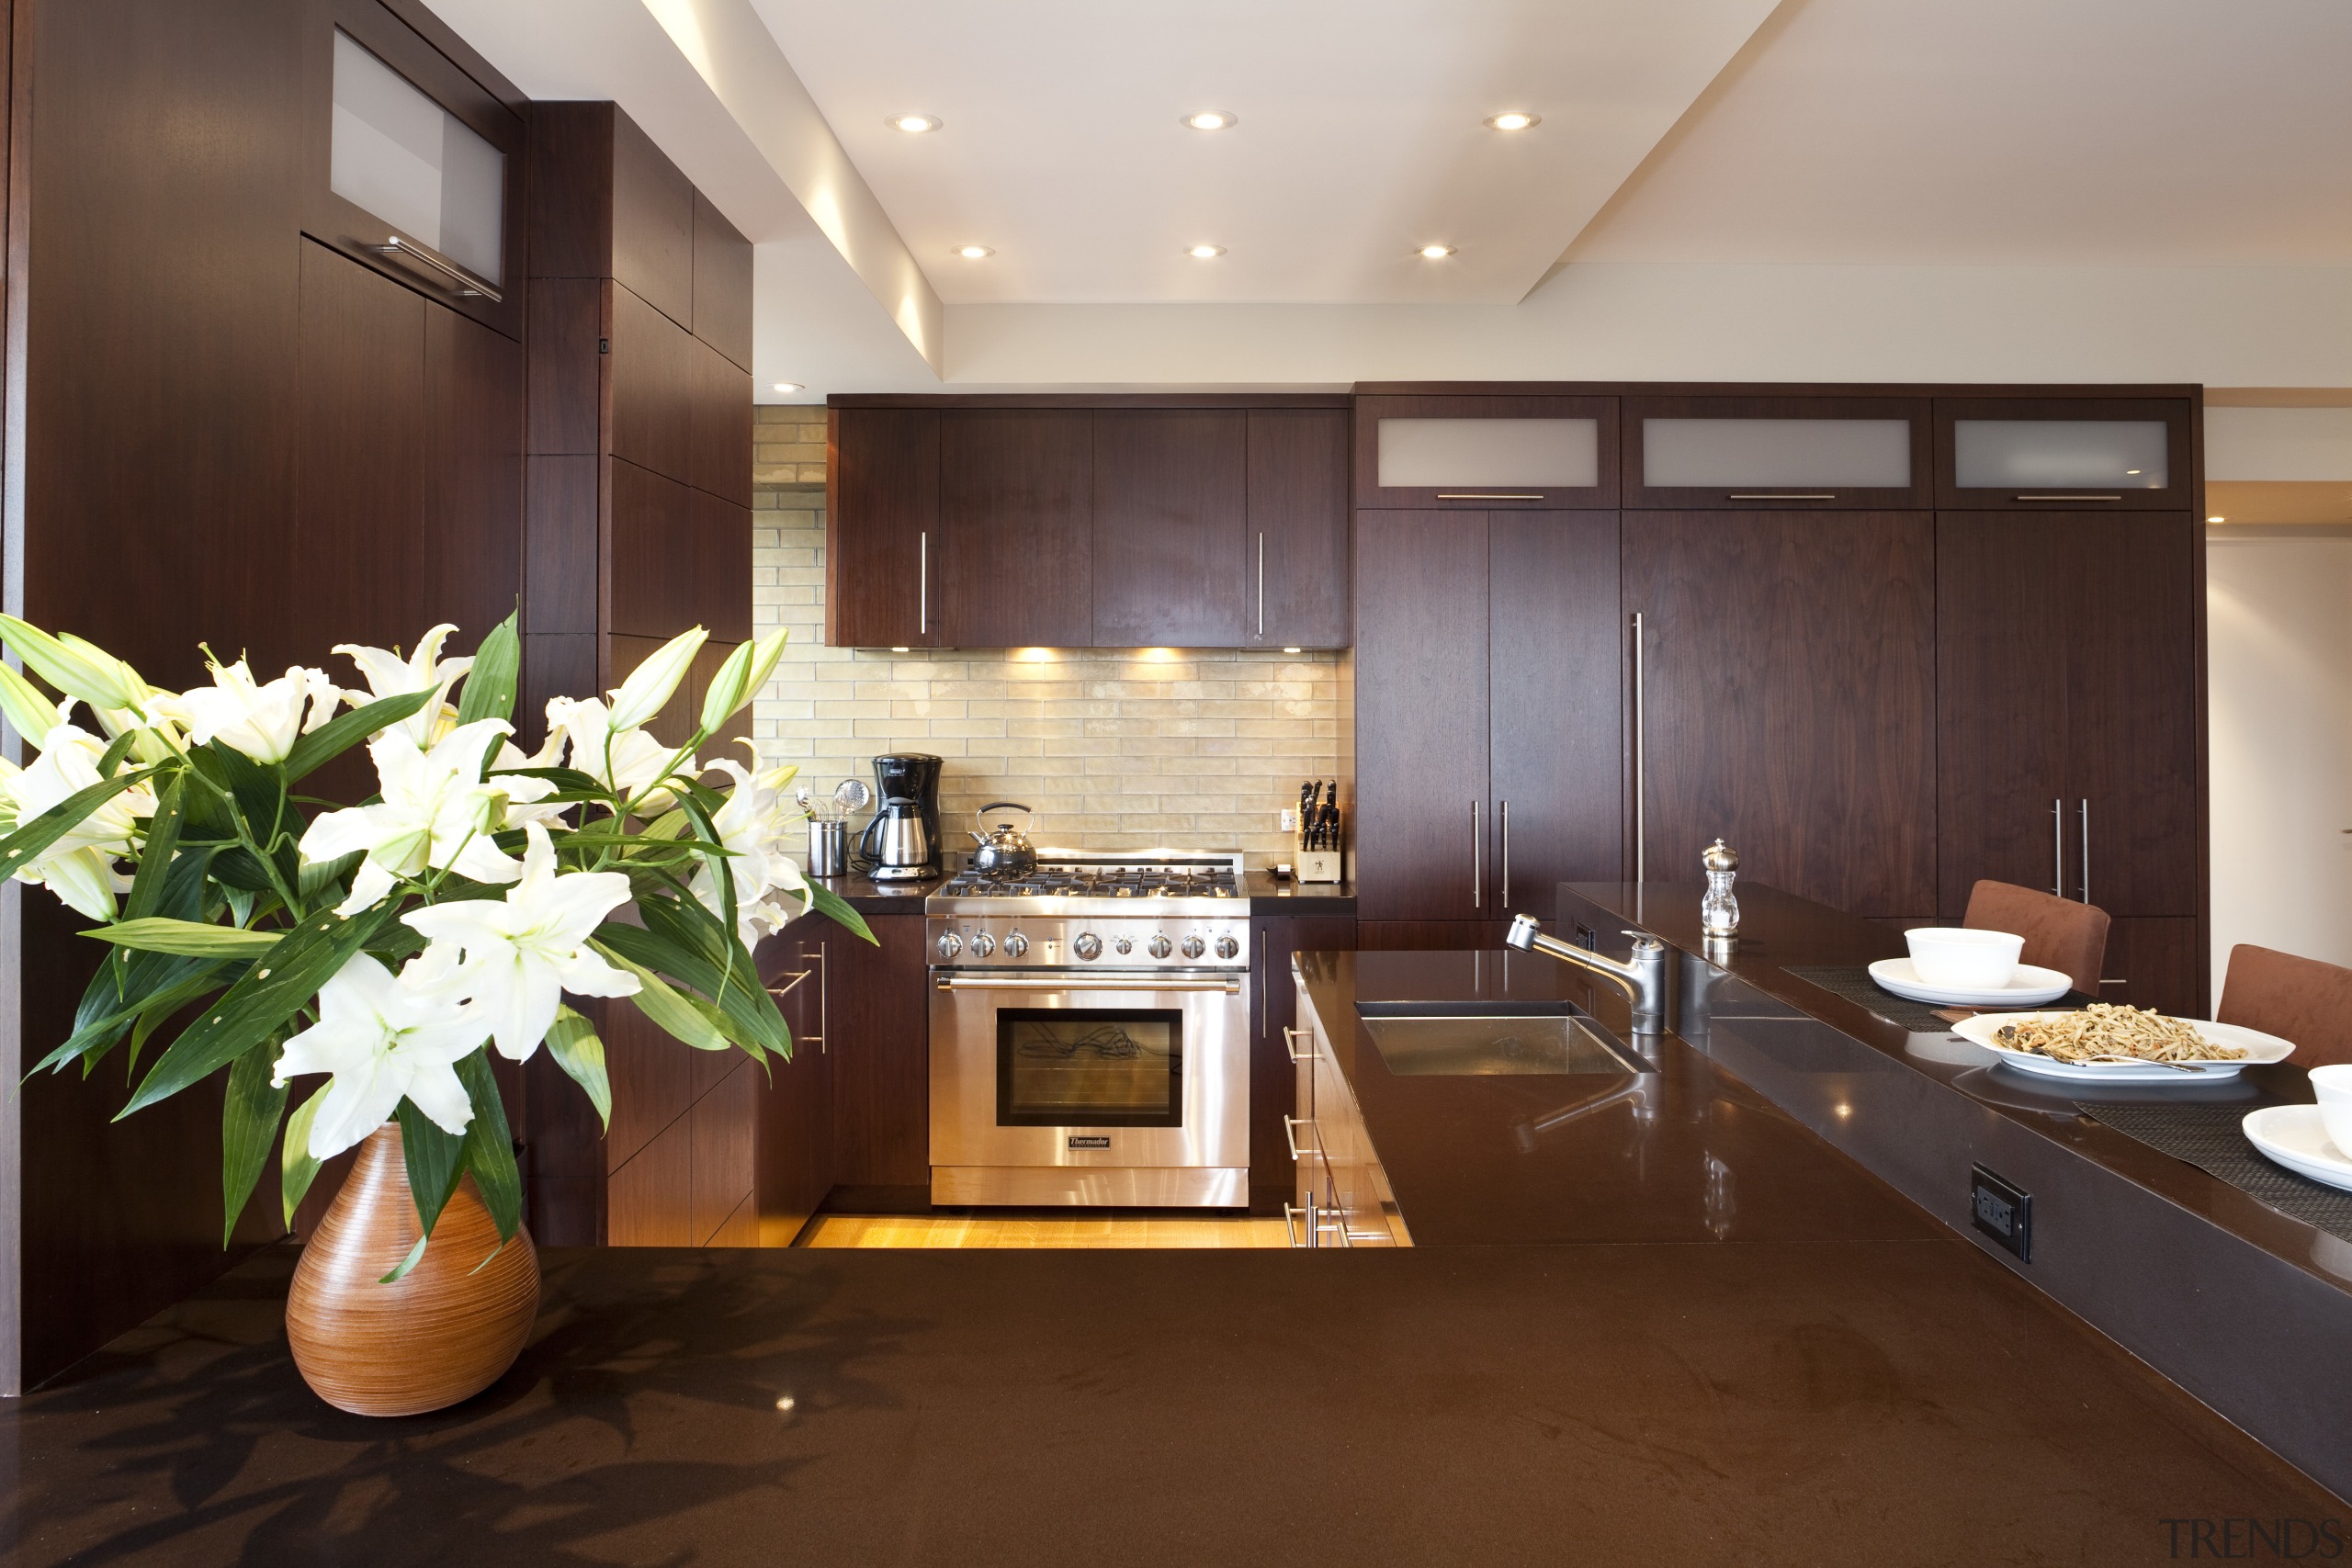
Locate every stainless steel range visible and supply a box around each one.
[927,851,1250,1208]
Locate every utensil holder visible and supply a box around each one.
[808,819,848,878]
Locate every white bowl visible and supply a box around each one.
[2310,1063,2352,1161]
[1905,927,2024,990]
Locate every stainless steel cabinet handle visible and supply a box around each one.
[766,970,812,1001]
[1283,1191,1322,1248]
[1470,801,1481,910]
[934,976,1242,993]
[2079,799,2090,905]
[2052,798,2064,897]
[365,236,501,301]
[1282,1115,1316,1162]
[1283,1026,1310,1064]
[1435,492,1544,501]
[918,531,929,635]
[815,941,829,1052]
[1727,492,1836,502]
[1499,798,1510,908]
[1256,531,1266,637]
[2018,494,2122,502]
[1632,611,1646,884]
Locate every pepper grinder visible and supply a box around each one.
[1701,839,1740,943]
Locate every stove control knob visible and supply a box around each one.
[1073,933,1102,961]
[1113,936,1134,956]
[1148,934,1173,960]
[1216,935,1240,960]
[968,932,996,958]
[1181,935,1206,960]
[936,932,963,960]
[1003,932,1029,958]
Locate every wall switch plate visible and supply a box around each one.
[1280,809,1297,832]
[1970,1164,2031,1261]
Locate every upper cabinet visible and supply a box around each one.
[1622,395,1931,510]
[1248,410,1351,649]
[305,0,524,341]
[1935,396,2196,511]
[1091,411,1250,647]
[1355,395,1619,510]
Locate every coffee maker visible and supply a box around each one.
[856,752,944,881]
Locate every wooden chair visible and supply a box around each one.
[2218,945,2352,1069]
[1962,879,2110,997]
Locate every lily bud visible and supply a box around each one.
[0,615,139,711]
[607,626,707,731]
[0,663,65,746]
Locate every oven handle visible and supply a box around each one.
[933,975,1243,994]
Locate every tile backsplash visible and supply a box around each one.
[750,408,1346,869]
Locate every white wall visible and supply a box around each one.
[2207,532,2352,1004]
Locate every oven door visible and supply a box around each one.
[929,972,1250,1204]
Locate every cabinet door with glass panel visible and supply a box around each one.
[1354,394,1619,511]
[1622,395,1932,510]
[304,0,525,340]
[1934,396,2197,513]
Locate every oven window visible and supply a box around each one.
[997,1010,1183,1128]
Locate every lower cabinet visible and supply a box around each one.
[1288,974,1408,1247]
[604,1004,759,1247]
[755,925,834,1246]
[1250,916,1356,1213]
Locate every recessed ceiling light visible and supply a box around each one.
[1484,110,1541,131]
[772,381,802,394]
[955,244,994,260]
[887,113,942,134]
[1187,244,1226,259]
[1419,244,1456,259]
[1183,110,1238,131]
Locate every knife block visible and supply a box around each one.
[1295,852,1342,884]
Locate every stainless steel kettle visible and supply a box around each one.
[967,802,1038,878]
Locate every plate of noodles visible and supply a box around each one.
[1950,1004,2294,1083]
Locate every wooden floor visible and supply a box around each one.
[798,1211,1293,1248]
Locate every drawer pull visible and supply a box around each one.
[1283,1115,1316,1163]
[1283,1026,1310,1064]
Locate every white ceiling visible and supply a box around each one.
[1568,0,2352,265]
[750,0,1778,304]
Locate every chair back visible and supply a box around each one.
[2218,944,2352,1069]
[1961,880,2110,997]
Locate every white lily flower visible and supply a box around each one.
[334,623,474,746]
[542,696,691,809]
[0,723,157,920]
[690,752,812,950]
[0,615,140,712]
[163,659,339,765]
[402,822,639,1062]
[486,739,572,830]
[271,952,487,1160]
[299,718,524,916]
[605,626,707,731]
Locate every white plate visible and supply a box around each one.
[2245,1105,2352,1193]
[1951,1012,2295,1083]
[1867,957,2073,1007]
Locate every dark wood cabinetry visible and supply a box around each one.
[823,915,933,1199]
[1352,393,1620,511]
[827,407,940,649]
[1621,394,1931,511]
[1934,396,2197,513]
[938,411,1096,647]
[756,926,835,1246]
[1248,916,1359,1213]
[1092,411,1250,646]
[1248,410,1351,648]
[1623,510,1937,918]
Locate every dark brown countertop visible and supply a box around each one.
[811,868,1352,917]
[6,1240,2339,1565]
[807,869,944,913]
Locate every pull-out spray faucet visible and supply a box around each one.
[1504,913,1671,1035]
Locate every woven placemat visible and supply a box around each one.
[1782,964,2094,1034]
[2076,1100,2352,1244]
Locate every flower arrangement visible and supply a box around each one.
[0,612,865,1277]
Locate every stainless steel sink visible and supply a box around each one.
[1357,1008,1645,1077]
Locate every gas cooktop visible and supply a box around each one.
[927,851,1244,914]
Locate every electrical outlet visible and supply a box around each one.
[1279,808,1297,832]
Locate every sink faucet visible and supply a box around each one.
[1505,914,1672,1035]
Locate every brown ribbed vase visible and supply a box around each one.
[286,1124,540,1416]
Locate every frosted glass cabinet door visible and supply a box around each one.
[1936,397,2194,511]
[1623,396,1930,508]
[305,2,525,338]
[1355,395,1620,509]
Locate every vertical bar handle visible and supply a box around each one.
[918,531,929,636]
[1499,799,1510,908]
[1471,800,1482,910]
[2079,799,2090,905]
[804,942,828,1051]
[1257,531,1266,637]
[1632,611,1646,884]
[2052,798,2064,897]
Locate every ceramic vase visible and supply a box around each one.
[285,1123,539,1416]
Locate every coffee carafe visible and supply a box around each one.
[856,752,944,880]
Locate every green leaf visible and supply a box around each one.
[546,1004,611,1131]
[203,741,284,847]
[220,1041,288,1246]
[379,1234,430,1285]
[600,909,779,1061]
[39,956,231,1077]
[297,848,362,906]
[281,690,433,784]
[95,727,140,780]
[0,765,153,880]
[455,613,520,728]
[281,1082,328,1227]
[121,773,187,922]
[119,905,389,1118]
[396,1097,467,1245]
[86,918,281,957]
[456,1052,521,1244]
[804,880,877,945]
[591,938,733,1052]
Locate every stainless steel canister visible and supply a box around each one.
[808,818,848,878]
